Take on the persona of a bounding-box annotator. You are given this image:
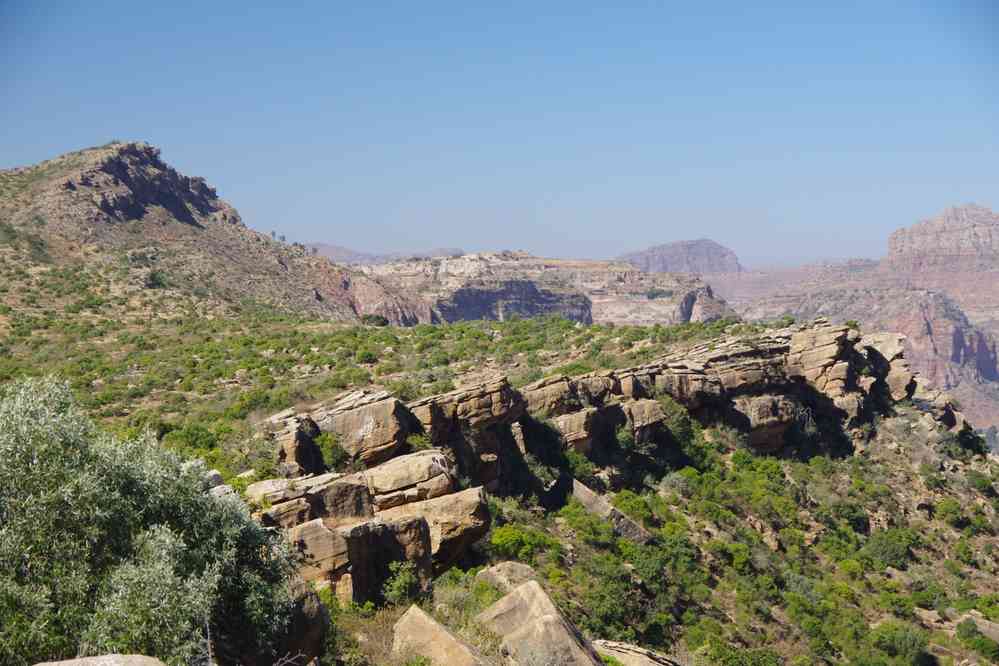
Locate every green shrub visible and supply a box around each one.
[360,314,389,326]
[860,528,920,570]
[0,377,297,666]
[956,619,999,661]
[383,561,422,606]
[315,432,350,470]
[490,524,562,562]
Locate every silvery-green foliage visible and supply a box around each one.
[0,377,297,666]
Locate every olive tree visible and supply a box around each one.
[0,377,297,665]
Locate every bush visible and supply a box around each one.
[360,314,389,327]
[956,618,999,661]
[0,378,297,666]
[490,524,562,562]
[860,528,920,570]
[315,432,350,470]
[383,561,422,606]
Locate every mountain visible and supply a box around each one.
[0,142,424,324]
[358,251,736,325]
[310,243,464,265]
[618,238,743,274]
[708,205,999,427]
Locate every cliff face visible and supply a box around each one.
[618,238,743,274]
[359,252,735,326]
[0,142,424,324]
[883,204,999,272]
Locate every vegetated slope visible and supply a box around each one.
[309,243,464,265]
[234,319,999,665]
[0,142,424,324]
[618,238,744,274]
[708,206,999,429]
[359,251,736,325]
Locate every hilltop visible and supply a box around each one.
[618,238,744,274]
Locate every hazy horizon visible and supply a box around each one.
[3,2,997,265]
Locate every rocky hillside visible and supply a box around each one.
[0,142,424,324]
[359,251,735,326]
[212,318,998,665]
[618,238,743,274]
[708,206,999,429]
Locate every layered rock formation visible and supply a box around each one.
[618,238,743,274]
[708,205,999,428]
[358,251,735,325]
[246,320,967,609]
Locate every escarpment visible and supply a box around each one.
[241,319,969,609]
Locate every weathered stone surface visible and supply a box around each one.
[522,375,580,416]
[732,394,800,450]
[259,497,312,529]
[621,399,667,446]
[307,477,375,528]
[476,580,603,666]
[311,391,415,467]
[409,378,525,436]
[572,480,652,544]
[338,516,432,604]
[553,407,601,454]
[619,238,743,274]
[286,518,349,583]
[475,561,537,594]
[377,486,491,569]
[355,449,454,510]
[35,658,166,666]
[267,412,325,477]
[392,605,485,666]
[593,640,682,666]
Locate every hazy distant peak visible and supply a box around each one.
[618,238,743,274]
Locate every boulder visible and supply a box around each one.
[357,449,454,510]
[408,378,526,440]
[35,654,166,666]
[377,486,491,569]
[592,640,682,666]
[338,515,433,604]
[475,561,537,594]
[553,407,601,454]
[312,390,415,466]
[732,393,800,450]
[475,580,602,666]
[575,372,619,406]
[306,476,375,528]
[259,497,312,529]
[521,375,580,416]
[572,480,652,544]
[273,582,330,666]
[286,518,349,583]
[621,399,667,446]
[392,605,485,666]
[273,415,325,477]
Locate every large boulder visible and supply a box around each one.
[306,476,375,528]
[392,605,485,666]
[475,561,537,594]
[355,449,454,510]
[35,654,166,666]
[408,378,525,440]
[286,518,350,583]
[475,580,603,666]
[521,375,580,416]
[311,390,416,467]
[621,399,667,446]
[338,515,433,604]
[377,486,491,569]
[552,407,601,455]
[732,393,800,451]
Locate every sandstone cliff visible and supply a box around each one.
[359,251,735,326]
[883,204,999,273]
[618,238,743,274]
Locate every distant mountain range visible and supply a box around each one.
[309,243,465,265]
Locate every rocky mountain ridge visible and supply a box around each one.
[618,238,743,274]
[310,243,465,265]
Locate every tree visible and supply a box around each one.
[0,377,298,666]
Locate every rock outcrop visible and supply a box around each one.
[883,204,999,273]
[249,319,967,606]
[475,561,538,594]
[475,580,603,665]
[392,605,485,666]
[619,238,743,274]
[358,251,735,326]
[592,640,683,666]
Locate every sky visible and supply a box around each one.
[1,2,997,266]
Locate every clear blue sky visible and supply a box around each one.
[2,2,997,265]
